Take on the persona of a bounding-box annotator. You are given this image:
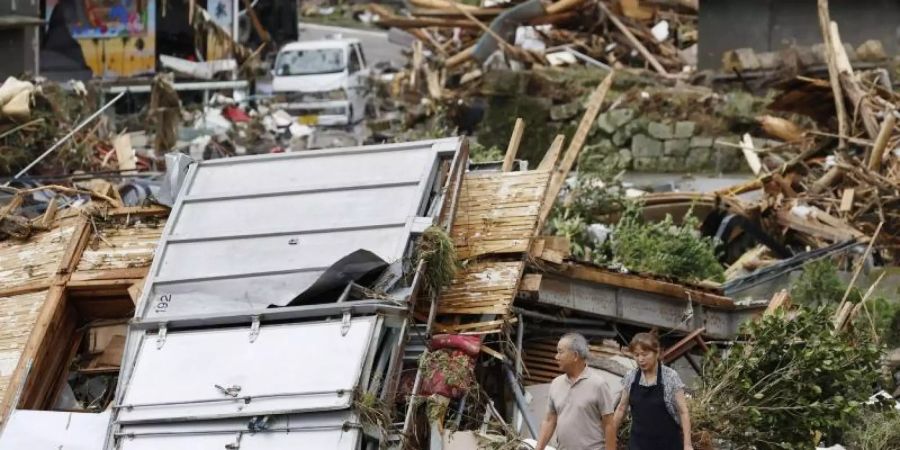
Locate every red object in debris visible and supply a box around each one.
[430,334,481,357]
[222,105,251,123]
[419,349,475,399]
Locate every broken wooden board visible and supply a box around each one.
[437,260,525,316]
[0,290,47,404]
[775,206,866,242]
[452,170,550,260]
[764,290,791,316]
[0,224,76,295]
[75,221,166,273]
[546,262,734,309]
[529,235,572,263]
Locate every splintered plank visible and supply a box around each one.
[75,222,165,273]
[0,225,75,291]
[0,290,49,402]
[437,260,523,316]
[452,171,549,259]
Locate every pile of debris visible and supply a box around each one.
[369,0,697,74]
[0,77,149,179]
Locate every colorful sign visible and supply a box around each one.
[46,0,157,79]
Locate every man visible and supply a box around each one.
[535,333,616,450]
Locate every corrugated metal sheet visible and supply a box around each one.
[76,222,166,273]
[137,138,462,319]
[0,225,74,289]
[0,290,47,401]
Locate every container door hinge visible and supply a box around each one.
[341,311,352,336]
[156,323,168,349]
[249,316,261,343]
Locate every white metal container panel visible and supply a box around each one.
[154,226,403,282]
[171,183,421,238]
[118,413,358,450]
[143,272,324,317]
[118,430,359,450]
[118,317,378,423]
[185,144,437,198]
[137,138,461,320]
[0,410,110,450]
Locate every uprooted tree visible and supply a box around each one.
[690,307,883,449]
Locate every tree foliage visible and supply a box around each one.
[792,259,900,347]
[692,308,882,449]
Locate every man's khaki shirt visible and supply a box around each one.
[547,367,615,450]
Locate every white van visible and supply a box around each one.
[271,37,370,127]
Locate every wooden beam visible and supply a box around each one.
[104,205,170,217]
[545,0,587,14]
[0,216,92,423]
[816,0,848,148]
[519,273,543,293]
[829,22,880,143]
[548,262,735,309]
[67,279,146,290]
[868,109,896,172]
[538,72,615,229]
[69,268,151,283]
[128,278,146,305]
[408,0,482,12]
[740,133,762,175]
[810,165,844,195]
[502,118,525,172]
[56,219,92,279]
[839,188,855,212]
[662,327,707,363]
[538,135,565,171]
[480,345,508,362]
[0,281,52,299]
[37,197,59,230]
[411,7,505,17]
[764,290,791,316]
[597,2,667,75]
[446,45,475,68]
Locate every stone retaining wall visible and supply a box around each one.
[579,109,764,174]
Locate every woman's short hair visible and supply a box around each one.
[629,332,661,353]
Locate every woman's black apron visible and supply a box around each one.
[628,364,682,450]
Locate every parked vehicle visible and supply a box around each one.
[271,37,370,127]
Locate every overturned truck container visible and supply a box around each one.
[0,137,467,449]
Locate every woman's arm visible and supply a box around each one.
[674,389,693,450]
[611,388,629,445]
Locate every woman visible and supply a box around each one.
[611,333,693,450]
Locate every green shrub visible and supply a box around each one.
[611,202,725,282]
[791,259,846,308]
[692,307,883,449]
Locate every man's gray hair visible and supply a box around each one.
[560,333,590,360]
